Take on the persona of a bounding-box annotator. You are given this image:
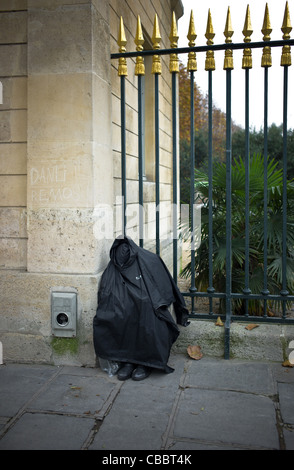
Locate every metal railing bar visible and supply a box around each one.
[262,66,270,320]
[182,291,294,301]
[225,67,232,359]
[281,64,289,317]
[231,293,294,300]
[155,73,160,256]
[111,40,294,59]
[138,74,144,247]
[207,69,215,315]
[189,70,197,314]
[120,75,126,235]
[187,313,294,324]
[243,67,251,318]
[172,72,178,281]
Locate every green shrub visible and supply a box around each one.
[181,154,294,315]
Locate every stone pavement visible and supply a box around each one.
[0,354,293,452]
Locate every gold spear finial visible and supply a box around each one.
[281,1,292,66]
[152,14,162,74]
[224,7,234,70]
[187,10,197,71]
[135,15,145,75]
[205,9,215,71]
[261,3,272,67]
[117,16,128,76]
[169,11,179,73]
[242,5,253,69]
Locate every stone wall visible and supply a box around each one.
[0,0,183,365]
[0,1,27,270]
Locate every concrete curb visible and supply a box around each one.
[172,319,294,362]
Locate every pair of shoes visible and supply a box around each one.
[132,365,152,381]
[117,363,135,381]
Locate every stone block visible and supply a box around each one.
[0,143,27,174]
[0,238,27,269]
[172,319,294,362]
[0,208,27,237]
[28,4,92,75]
[27,74,92,143]
[28,0,89,8]
[0,11,27,43]
[0,110,27,143]
[27,208,111,273]
[92,142,113,207]
[0,45,27,77]
[0,175,27,206]
[0,270,101,365]
[0,1,27,11]
[0,77,27,110]
[27,153,93,209]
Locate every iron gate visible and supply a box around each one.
[111,3,294,358]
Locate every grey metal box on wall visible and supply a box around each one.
[51,292,77,337]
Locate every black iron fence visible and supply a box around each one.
[111,4,294,358]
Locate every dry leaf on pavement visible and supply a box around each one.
[245,324,259,330]
[282,360,294,368]
[187,345,203,360]
[215,316,224,326]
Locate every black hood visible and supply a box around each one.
[110,236,137,270]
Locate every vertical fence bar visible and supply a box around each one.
[224,8,233,359]
[207,70,214,315]
[172,73,178,280]
[170,12,180,281]
[205,10,216,315]
[243,69,251,316]
[121,77,127,235]
[138,75,144,246]
[281,65,289,317]
[242,6,253,316]
[154,75,160,255]
[224,69,232,359]
[280,2,292,316]
[187,11,197,312]
[135,16,145,247]
[152,15,161,256]
[117,17,128,236]
[261,5,272,313]
[189,70,196,312]
[262,67,270,310]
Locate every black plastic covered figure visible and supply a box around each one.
[93,236,189,380]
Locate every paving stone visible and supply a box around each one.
[0,412,95,450]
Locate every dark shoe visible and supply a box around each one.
[132,365,152,381]
[117,363,135,381]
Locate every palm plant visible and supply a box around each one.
[181,153,294,315]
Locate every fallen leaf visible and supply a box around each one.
[245,324,259,330]
[215,316,224,326]
[282,360,294,368]
[187,345,203,360]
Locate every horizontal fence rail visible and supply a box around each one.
[111,39,294,59]
[111,3,294,358]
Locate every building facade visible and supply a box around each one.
[0,0,184,365]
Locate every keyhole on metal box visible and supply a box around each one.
[56,312,69,326]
